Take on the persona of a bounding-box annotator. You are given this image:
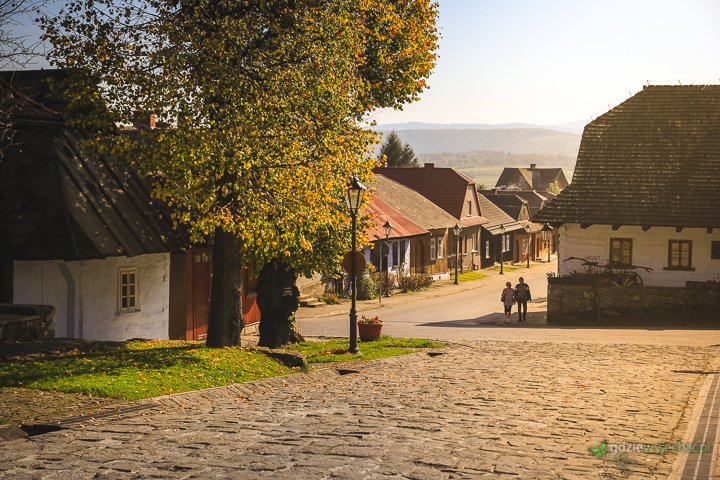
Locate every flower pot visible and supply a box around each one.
[358,322,383,341]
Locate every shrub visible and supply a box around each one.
[357,264,378,300]
[319,293,341,305]
[371,270,396,297]
[398,273,433,292]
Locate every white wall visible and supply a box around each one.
[14,253,170,341]
[559,224,720,287]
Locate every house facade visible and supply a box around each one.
[0,70,259,341]
[535,85,720,287]
[369,175,457,278]
[476,194,528,268]
[375,165,488,273]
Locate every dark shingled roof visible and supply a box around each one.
[486,189,555,218]
[476,194,526,235]
[0,70,186,261]
[495,166,568,191]
[480,193,530,222]
[535,85,720,228]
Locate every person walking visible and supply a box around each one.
[514,277,531,322]
[501,281,515,322]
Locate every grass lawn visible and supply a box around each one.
[489,263,523,273]
[0,337,443,401]
[456,271,487,282]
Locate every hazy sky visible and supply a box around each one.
[370,0,720,126]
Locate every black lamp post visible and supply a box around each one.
[379,220,393,303]
[453,223,462,285]
[346,175,366,354]
[541,223,552,263]
[499,224,505,275]
[524,224,531,268]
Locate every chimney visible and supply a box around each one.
[424,163,435,168]
[530,163,536,170]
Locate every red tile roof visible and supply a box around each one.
[364,196,429,242]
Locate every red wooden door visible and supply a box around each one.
[191,249,212,340]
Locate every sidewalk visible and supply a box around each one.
[296,257,557,320]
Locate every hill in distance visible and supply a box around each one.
[376,125,581,157]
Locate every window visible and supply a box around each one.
[472,233,478,253]
[467,200,472,216]
[430,237,436,261]
[461,235,467,255]
[437,237,444,258]
[609,238,632,266]
[118,267,138,312]
[712,241,720,260]
[391,240,406,268]
[502,235,510,252]
[485,240,490,259]
[667,240,693,270]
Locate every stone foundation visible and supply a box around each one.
[547,278,720,326]
[0,304,55,341]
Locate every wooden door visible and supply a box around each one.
[190,248,212,340]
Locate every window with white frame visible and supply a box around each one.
[430,237,436,261]
[437,237,444,258]
[472,233,478,253]
[503,235,510,252]
[391,240,406,268]
[118,267,138,312]
[485,240,490,259]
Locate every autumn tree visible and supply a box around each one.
[379,131,419,167]
[42,0,438,347]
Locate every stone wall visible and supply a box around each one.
[0,303,55,341]
[547,278,720,326]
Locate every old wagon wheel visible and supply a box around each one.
[611,271,643,287]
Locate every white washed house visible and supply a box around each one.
[535,85,720,287]
[1,70,261,341]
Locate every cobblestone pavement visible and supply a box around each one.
[1,338,718,479]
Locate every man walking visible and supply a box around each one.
[514,277,531,322]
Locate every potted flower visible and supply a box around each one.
[358,315,383,341]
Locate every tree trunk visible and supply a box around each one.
[257,258,304,348]
[206,228,244,347]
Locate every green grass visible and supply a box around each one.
[288,337,443,364]
[490,264,522,272]
[456,271,487,282]
[0,338,443,400]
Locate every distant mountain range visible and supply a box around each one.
[375,125,582,157]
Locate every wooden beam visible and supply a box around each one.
[611,225,621,231]
[708,227,714,234]
[641,225,651,231]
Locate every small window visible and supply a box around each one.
[667,240,693,270]
[437,237,444,259]
[472,233,478,253]
[430,237,436,261]
[485,240,490,259]
[609,238,632,266]
[712,241,720,260]
[118,267,138,312]
[467,200,472,216]
[503,235,510,252]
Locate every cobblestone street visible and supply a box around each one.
[1,335,718,479]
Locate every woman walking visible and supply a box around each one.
[501,281,515,322]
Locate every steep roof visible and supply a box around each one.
[488,189,553,218]
[480,193,531,222]
[374,166,486,224]
[365,196,428,242]
[0,70,186,261]
[476,194,526,235]
[495,166,568,191]
[368,175,457,231]
[535,85,720,228]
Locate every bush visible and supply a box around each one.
[319,293,341,305]
[357,264,378,300]
[398,273,433,292]
[371,270,397,297]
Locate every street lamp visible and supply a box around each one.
[379,220,393,303]
[541,223,552,263]
[346,175,366,354]
[453,223,462,285]
[499,224,505,275]
[524,224,531,268]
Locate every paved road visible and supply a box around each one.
[1,339,717,479]
[299,265,719,347]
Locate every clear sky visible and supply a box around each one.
[370,0,720,126]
